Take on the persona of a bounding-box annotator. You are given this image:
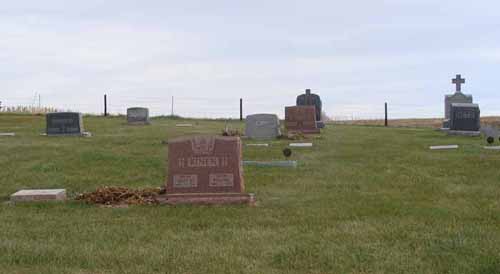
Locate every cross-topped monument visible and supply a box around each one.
[452,74,465,93]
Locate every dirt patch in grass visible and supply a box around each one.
[76,187,164,206]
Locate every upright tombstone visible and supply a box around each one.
[46,112,84,136]
[443,75,473,128]
[296,89,324,128]
[449,103,480,134]
[285,106,320,134]
[162,136,255,205]
[245,114,281,139]
[127,107,150,125]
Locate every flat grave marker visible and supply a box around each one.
[290,143,313,147]
[10,189,67,202]
[430,145,459,150]
[0,133,15,136]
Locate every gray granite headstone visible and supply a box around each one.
[46,112,84,136]
[245,114,281,139]
[450,103,480,132]
[127,107,150,125]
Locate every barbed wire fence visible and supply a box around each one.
[0,94,485,122]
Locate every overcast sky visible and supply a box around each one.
[1,0,499,119]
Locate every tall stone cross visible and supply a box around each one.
[452,74,465,93]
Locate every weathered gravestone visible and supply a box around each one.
[161,136,255,205]
[443,75,473,128]
[127,107,150,125]
[449,103,480,134]
[481,125,500,141]
[46,112,84,136]
[285,106,320,134]
[296,89,324,128]
[245,114,281,139]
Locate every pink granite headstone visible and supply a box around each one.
[162,136,254,205]
[285,106,320,134]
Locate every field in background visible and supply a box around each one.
[332,116,500,128]
[1,114,500,274]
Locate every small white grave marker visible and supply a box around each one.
[484,146,500,150]
[10,189,67,202]
[176,124,193,127]
[245,143,269,147]
[289,143,313,147]
[0,133,15,136]
[429,145,459,150]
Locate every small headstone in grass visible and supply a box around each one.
[10,189,66,202]
[245,114,281,139]
[430,145,459,150]
[0,133,15,136]
[160,135,255,205]
[285,106,320,134]
[46,112,88,136]
[289,143,313,147]
[176,123,193,127]
[127,107,150,125]
[243,160,297,168]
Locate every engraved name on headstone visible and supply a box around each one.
[449,103,480,132]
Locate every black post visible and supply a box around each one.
[384,102,388,127]
[240,98,243,121]
[104,94,108,117]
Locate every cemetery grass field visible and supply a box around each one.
[1,113,500,274]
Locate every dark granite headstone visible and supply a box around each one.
[46,112,84,136]
[443,75,473,128]
[296,89,324,128]
[450,103,480,131]
[162,136,254,205]
[127,107,150,125]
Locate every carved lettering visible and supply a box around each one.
[209,173,234,187]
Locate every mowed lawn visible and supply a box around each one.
[1,114,500,274]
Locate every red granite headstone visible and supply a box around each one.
[162,136,255,205]
[285,106,320,134]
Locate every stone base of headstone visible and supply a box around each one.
[442,119,450,129]
[158,193,256,206]
[447,130,481,137]
[439,128,450,132]
[288,129,320,134]
[10,189,66,202]
[316,121,325,129]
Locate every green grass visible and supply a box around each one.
[1,114,500,274]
